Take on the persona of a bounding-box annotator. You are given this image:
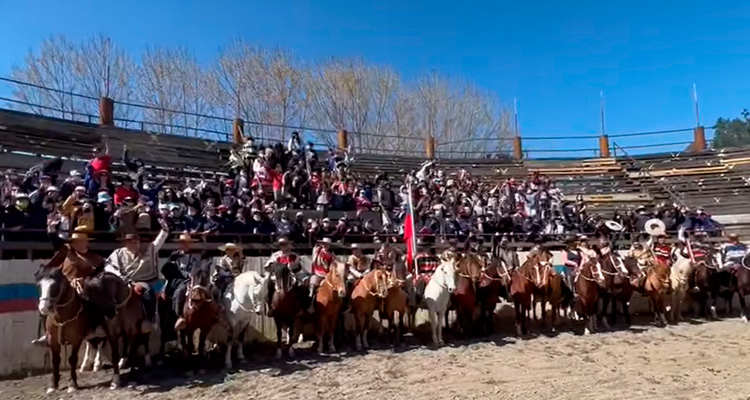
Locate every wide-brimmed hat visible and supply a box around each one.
[69,227,91,242]
[351,243,361,249]
[317,237,333,245]
[46,186,59,193]
[15,193,29,200]
[97,191,112,204]
[122,232,140,241]
[177,232,196,242]
[277,237,291,245]
[219,243,242,252]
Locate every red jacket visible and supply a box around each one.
[114,186,139,205]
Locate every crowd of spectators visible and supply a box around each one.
[0,132,724,248]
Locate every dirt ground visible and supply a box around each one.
[3,316,750,400]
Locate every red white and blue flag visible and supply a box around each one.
[403,183,418,271]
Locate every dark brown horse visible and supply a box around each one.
[453,254,484,337]
[315,261,347,354]
[575,258,604,335]
[35,267,122,393]
[270,263,301,358]
[598,251,640,330]
[477,256,511,335]
[179,263,219,371]
[510,251,550,336]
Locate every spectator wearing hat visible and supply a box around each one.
[2,192,45,242]
[105,218,170,326]
[114,175,139,206]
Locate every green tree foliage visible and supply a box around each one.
[713,109,750,148]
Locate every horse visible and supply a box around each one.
[477,256,511,335]
[222,270,270,368]
[598,249,638,330]
[315,261,347,354]
[78,273,152,380]
[643,259,672,326]
[424,259,458,346]
[179,262,219,371]
[691,257,716,318]
[736,254,750,322]
[575,258,605,335]
[669,251,693,323]
[382,270,409,347]
[510,251,551,336]
[540,265,567,332]
[452,254,484,337]
[351,269,390,350]
[270,263,302,358]
[35,267,103,393]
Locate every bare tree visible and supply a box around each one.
[9,35,135,123]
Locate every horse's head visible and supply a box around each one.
[458,254,484,282]
[326,261,347,299]
[34,267,69,316]
[273,263,294,293]
[369,269,390,298]
[438,259,458,293]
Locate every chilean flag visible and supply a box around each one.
[403,183,418,272]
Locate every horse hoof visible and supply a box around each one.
[317,344,324,354]
[225,361,234,370]
[275,349,283,359]
[67,386,78,393]
[110,382,119,391]
[584,328,591,336]
[144,354,153,368]
[45,387,56,395]
[288,348,295,358]
[743,315,748,323]
[118,359,127,370]
[330,344,337,353]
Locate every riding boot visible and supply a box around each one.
[307,286,317,314]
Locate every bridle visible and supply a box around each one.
[187,275,213,310]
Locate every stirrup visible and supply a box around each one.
[31,336,48,347]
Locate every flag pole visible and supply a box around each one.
[406,181,417,267]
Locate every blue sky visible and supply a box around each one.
[1,0,749,155]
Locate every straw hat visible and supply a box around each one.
[317,237,333,245]
[177,232,196,242]
[122,233,140,241]
[219,243,242,252]
[69,226,91,242]
[277,237,291,245]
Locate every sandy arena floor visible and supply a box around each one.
[2,317,750,400]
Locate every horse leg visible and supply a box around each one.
[275,320,284,359]
[428,309,439,346]
[740,292,749,322]
[80,341,93,372]
[237,324,248,362]
[514,301,523,337]
[196,329,208,374]
[317,315,326,354]
[67,340,82,392]
[108,335,122,389]
[610,297,618,328]
[286,323,295,357]
[48,340,61,393]
[538,297,546,328]
[623,300,632,327]
[550,301,558,333]
[362,312,371,349]
[710,292,719,320]
[93,341,105,372]
[436,311,445,346]
[142,333,152,368]
[119,336,129,370]
[599,294,611,331]
[328,314,338,353]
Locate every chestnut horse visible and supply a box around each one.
[511,250,551,336]
[179,264,219,370]
[351,269,389,351]
[477,256,511,335]
[643,259,671,326]
[315,261,347,354]
[382,270,409,347]
[453,254,484,337]
[575,258,605,335]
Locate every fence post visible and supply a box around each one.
[99,97,114,127]
[232,118,245,145]
[512,136,523,160]
[599,135,610,158]
[337,129,348,151]
[692,126,706,152]
[426,136,435,159]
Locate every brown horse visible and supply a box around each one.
[510,251,551,336]
[598,251,640,330]
[575,258,604,335]
[453,254,484,337]
[643,259,671,326]
[179,266,219,371]
[382,270,409,347]
[270,262,302,358]
[538,268,566,332]
[477,256,511,335]
[35,267,107,393]
[315,262,347,354]
[351,269,389,351]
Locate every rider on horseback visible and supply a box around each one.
[32,226,108,346]
[491,234,518,272]
[563,235,582,293]
[105,220,170,332]
[165,233,201,331]
[213,242,244,299]
[413,239,440,304]
[440,237,460,262]
[720,233,747,273]
[264,237,302,314]
[651,233,673,266]
[373,237,400,271]
[347,243,371,285]
[309,237,335,312]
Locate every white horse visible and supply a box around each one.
[670,251,693,323]
[424,259,458,346]
[222,270,269,369]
